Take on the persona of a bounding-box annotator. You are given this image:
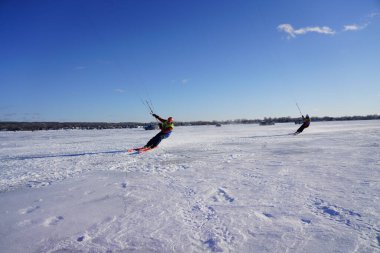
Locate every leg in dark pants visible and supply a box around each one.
[296,123,308,134]
[145,132,165,148]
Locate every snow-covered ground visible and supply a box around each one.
[0,120,379,253]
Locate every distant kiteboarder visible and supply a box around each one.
[294,114,310,135]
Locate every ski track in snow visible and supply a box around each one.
[0,121,380,252]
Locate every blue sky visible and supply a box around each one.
[1,0,379,122]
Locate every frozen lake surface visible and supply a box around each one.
[0,120,379,252]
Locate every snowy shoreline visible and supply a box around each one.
[1,120,379,252]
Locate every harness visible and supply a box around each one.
[161,121,174,131]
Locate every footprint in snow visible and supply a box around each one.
[43,216,64,227]
[263,213,274,218]
[212,188,235,203]
[27,180,51,188]
[314,198,362,219]
[230,154,241,159]
[254,212,273,221]
[179,164,190,170]
[18,205,40,215]
[312,198,363,228]
[77,235,87,242]
[204,237,223,252]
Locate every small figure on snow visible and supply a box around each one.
[295,114,310,135]
[143,114,174,149]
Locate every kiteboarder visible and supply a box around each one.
[143,114,174,149]
[295,114,310,135]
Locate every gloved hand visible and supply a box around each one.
[152,113,158,118]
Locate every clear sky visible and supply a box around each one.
[1,0,379,122]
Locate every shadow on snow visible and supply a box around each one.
[5,150,133,161]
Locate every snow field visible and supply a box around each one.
[0,120,379,252]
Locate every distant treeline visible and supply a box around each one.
[1,114,379,131]
[175,114,380,126]
[0,122,142,132]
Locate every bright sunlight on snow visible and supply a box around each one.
[1,121,380,252]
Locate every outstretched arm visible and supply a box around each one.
[152,114,165,123]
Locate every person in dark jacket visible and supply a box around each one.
[144,114,174,149]
[295,114,310,135]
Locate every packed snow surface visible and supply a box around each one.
[0,120,379,252]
